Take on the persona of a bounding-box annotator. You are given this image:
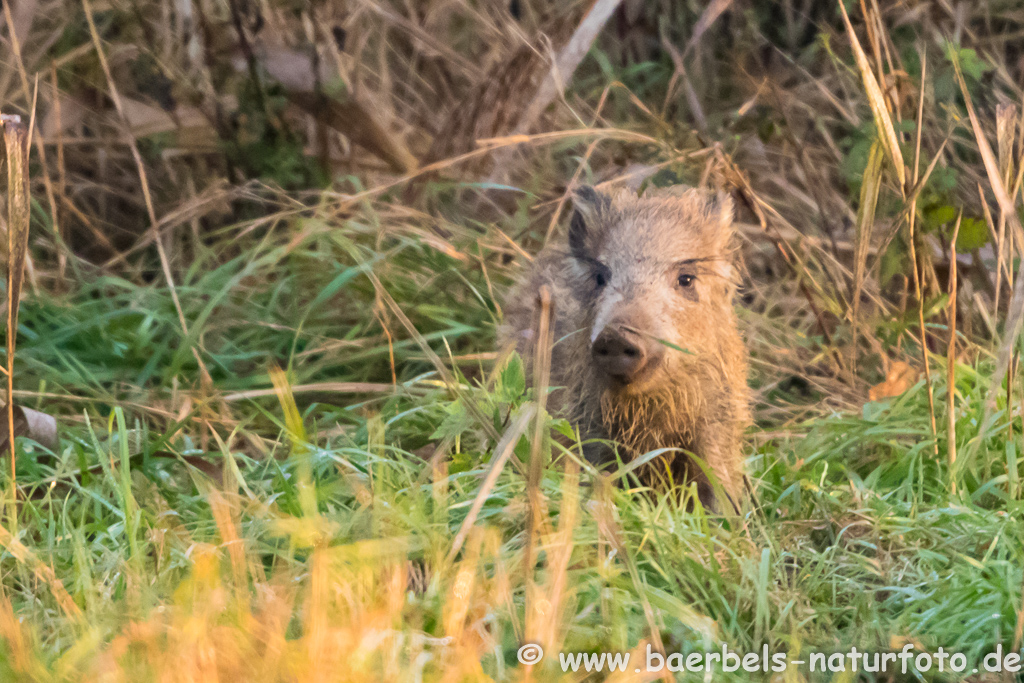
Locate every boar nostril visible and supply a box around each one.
[591,327,658,383]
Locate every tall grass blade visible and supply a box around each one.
[946,211,962,491]
[850,140,884,369]
[838,0,906,191]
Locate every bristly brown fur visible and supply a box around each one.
[500,185,751,509]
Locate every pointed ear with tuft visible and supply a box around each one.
[704,190,736,251]
[568,185,610,261]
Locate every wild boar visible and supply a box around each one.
[500,185,750,510]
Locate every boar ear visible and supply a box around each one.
[568,185,609,260]
[704,191,735,249]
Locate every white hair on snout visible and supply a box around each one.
[589,287,625,343]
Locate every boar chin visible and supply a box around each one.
[595,369,709,452]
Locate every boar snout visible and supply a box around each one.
[591,326,665,384]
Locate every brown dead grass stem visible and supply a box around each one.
[514,0,624,138]
[590,478,672,683]
[328,127,659,215]
[717,149,847,375]
[907,50,939,456]
[82,0,211,386]
[532,454,579,663]
[3,117,30,488]
[953,57,1024,413]
[838,0,906,192]
[0,519,81,623]
[544,80,679,243]
[523,285,552,657]
[850,140,883,372]
[221,382,403,402]
[947,211,962,493]
[49,61,66,282]
[366,269,509,456]
[1,1,61,269]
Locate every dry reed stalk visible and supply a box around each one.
[49,61,67,283]
[533,455,579,661]
[2,116,30,487]
[953,57,1024,470]
[2,1,60,275]
[366,269,512,471]
[514,0,624,137]
[953,59,1024,396]
[850,140,884,371]
[947,211,962,493]
[977,183,1008,300]
[993,103,1017,312]
[207,488,249,592]
[838,0,906,191]
[906,50,938,455]
[716,149,846,374]
[222,381,403,402]
[332,126,658,218]
[523,285,552,665]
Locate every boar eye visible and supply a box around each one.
[677,273,696,288]
[588,261,610,290]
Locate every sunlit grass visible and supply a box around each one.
[0,194,1021,680]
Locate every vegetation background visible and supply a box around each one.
[0,0,1022,680]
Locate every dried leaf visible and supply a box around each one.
[0,403,58,452]
[119,97,220,145]
[288,92,418,174]
[838,1,906,190]
[996,102,1017,189]
[868,361,918,402]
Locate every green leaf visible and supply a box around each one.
[496,353,526,402]
[926,205,957,228]
[430,399,471,440]
[955,47,992,81]
[955,217,989,252]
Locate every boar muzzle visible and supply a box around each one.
[590,325,665,384]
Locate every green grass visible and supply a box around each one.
[0,185,1022,681]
